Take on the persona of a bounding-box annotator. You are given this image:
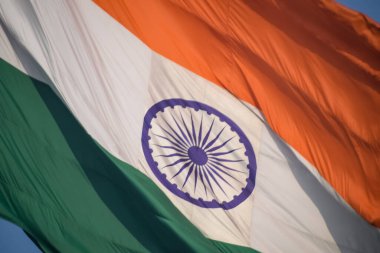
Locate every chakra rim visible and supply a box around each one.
[141,99,257,209]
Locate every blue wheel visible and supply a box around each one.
[142,99,256,209]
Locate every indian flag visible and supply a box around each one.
[0,0,379,252]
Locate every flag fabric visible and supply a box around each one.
[0,0,379,252]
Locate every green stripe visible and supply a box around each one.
[0,59,258,253]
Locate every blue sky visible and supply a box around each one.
[0,1,379,252]
[0,219,41,253]
[338,0,380,22]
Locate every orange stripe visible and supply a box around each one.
[94,0,380,225]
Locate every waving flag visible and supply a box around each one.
[0,0,379,252]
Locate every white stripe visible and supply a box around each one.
[0,0,379,252]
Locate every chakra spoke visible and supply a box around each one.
[202,166,216,195]
[152,144,188,154]
[190,112,197,146]
[193,165,199,194]
[203,126,226,150]
[207,163,241,184]
[170,112,192,146]
[160,119,190,148]
[209,160,246,174]
[171,161,193,179]
[209,157,244,163]
[201,118,215,148]
[161,158,189,169]
[155,152,187,158]
[205,164,237,191]
[197,113,203,147]
[182,164,195,188]
[198,167,208,196]
[180,111,195,146]
[204,166,228,196]
[205,136,235,153]
[152,132,187,152]
[208,148,242,157]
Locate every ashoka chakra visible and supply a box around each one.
[141,99,256,209]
